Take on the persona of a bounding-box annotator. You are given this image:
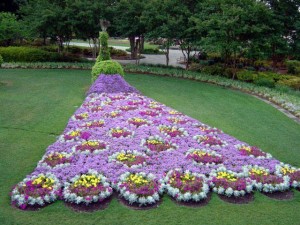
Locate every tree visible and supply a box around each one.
[193,0,274,76]
[261,0,300,60]
[0,12,22,45]
[142,0,188,66]
[112,0,147,60]
[67,0,115,58]
[20,0,73,53]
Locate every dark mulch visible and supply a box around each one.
[262,190,294,200]
[218,193,254,204]
[117,195,162,210]
[64,195,113,213]
[170,192,211,208]
[297,187,300,192]
[12,202,51,211]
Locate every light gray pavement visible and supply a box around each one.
[67,42,185,68]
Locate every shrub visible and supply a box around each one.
[91,60,124,82]
[142,48,162,54]
[188,63,202,72]
[237,70,257,82]
[201,64,224,76]
[253,60,272,69]
[96,32,110,62]
[109,47,127,57]
[278,77,300,90]
[0,54,3,67]
[0,46,83,62]
[286,60,300,75]
[254,77,275,88]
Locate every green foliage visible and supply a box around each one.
[0,54,3,67]
[286,60,300,75]
[278,77,300,90]
[0,12,23,45]
[97,32,111,62]
[201,64,224,76]
[188,63,202,72]
[109,47,127,57]
[0,47,83,62]
[91,60,124,82]
[254,77,275,88]
[193,0,274,63]
[237,70,258,82]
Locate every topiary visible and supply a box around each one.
[91,60,124,82]
[96,32,111,62]
[0,54,3,67]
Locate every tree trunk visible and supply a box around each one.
[91,38,97,59]
[129,36,135,59]
[136,37,141,65]
[140,35,145,53]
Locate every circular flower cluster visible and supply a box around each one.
[38,152,73,169]
[116,172,163,206]
[195,124,222,135]
[164,169,209,202]
[209,167,253,197]
[127,117,151,128]
[108,127,134,138]
[235,144,272,159]
[193,135,227,148]
[63,170,112,205]
[246,165,290,193]
[275,163,300,188]
[71,112,89,121]
[80,120,105,128]
[158,125,188,138]
[141,135,177,153]
[74,140,108,154]
[186,149,223,166]
[108,150,147,168]
[11,173,61,209]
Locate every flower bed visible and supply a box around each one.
[11,173,61,209]
[115,172,163,206]
[164,169,209,202]
[11,74,300,209]
[63,170,113,206]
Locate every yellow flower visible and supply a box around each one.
[250,168,268,176]
[217,172,237,182]
[70,131,80,137]
[281,166,295,175]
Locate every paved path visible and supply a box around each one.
[67,42,185,68]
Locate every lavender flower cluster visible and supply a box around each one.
[11,74,300,208]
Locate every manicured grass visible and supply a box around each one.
[0,69,299,225]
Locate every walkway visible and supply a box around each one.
[67,42,185,68]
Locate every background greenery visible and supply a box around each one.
[0,69,299,225]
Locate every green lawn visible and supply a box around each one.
[0,69,300,225]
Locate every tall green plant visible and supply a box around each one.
[97,31,111,62]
